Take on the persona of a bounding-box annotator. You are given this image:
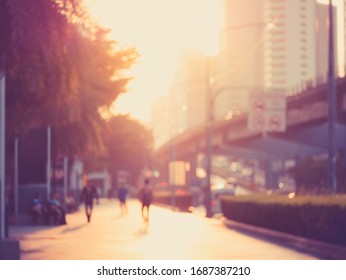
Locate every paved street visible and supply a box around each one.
[9,199,317,260]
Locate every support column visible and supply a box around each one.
[264,160,275,189]
[0,67,20,259]
[0,66,5,241]
[186,155,198,187]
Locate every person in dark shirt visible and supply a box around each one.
[81,184,97,222]
[117,184,128,216]
[139,179,153,222]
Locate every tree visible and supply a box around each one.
[288,155,346,194]
[1,0,138,157]
[97,114,154,185]
[51,26,138,157]
[1,0,82,138]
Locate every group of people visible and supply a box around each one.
[30,178,153,225]
[80,179,153,222]
[31,192,67,225]
[31,184,98,225]
[115,178,153,221]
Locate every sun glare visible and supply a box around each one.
[84,0,223,123]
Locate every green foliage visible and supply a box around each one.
[1,0,139,159]
[2,0,80,134]
[81,114,154,180]
[221,195,346,246]
[288,156,346,194]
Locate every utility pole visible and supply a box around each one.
[47,125,51,198]
[328,0,337,194]
[0,66,5,239]
[205,56,213,218]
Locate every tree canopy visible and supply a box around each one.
[0,0,138,157]
[83,114,154,184]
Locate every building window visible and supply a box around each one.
[272,54,285,60]
[274,71,286,76]
[272,63,286,68]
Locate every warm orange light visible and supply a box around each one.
[84,0,224,123]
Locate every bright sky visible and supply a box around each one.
[84,0,344,125]
[83,0,223,124]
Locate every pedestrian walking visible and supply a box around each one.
[117,184,128,216]
[139,179,153,221]
[81,183,97,222]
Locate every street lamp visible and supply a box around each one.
[205,55,213,218]
[204,20,276,217]
[0,66,5,239]
[327,0,337,194]
[204,56,236,217]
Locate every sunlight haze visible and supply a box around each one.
[84,0,223,124]
[84,0,344,124]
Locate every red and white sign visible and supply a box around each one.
[248,91,286,132]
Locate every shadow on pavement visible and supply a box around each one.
[134,221,150,237]
[9,225,57,236]
[61,224,88,234]
[222,219,346,260]
[20,247,45,255]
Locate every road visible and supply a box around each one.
[9,199,317,260]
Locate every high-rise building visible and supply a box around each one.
[216,0,266,120]
[152,0,339,149]
[151,47,209,149]
[315,1,338,85]
[215,0,338,119]
[151,95,170,149]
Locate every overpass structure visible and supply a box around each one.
[154,77,346,191]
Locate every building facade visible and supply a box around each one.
[151,48,209,149]
[218,0,338,110]
[152,0,339,149]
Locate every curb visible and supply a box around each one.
[0,239,20,260]
[223,218,346,260]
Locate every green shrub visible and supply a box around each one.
[221,195,346,246]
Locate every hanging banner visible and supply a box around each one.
[169,161,186,186]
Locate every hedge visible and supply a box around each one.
[221,195,346,246]
[154,192,192,211]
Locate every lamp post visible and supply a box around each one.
[327,0,337,194]
[0,67,5,239]
[203,21,276,217]
[204,56,235,218]
[205,56,213,218]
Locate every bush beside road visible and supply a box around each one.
[221,195,346,247]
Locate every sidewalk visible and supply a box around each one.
[9,199,319,260]
[189,205,346,260]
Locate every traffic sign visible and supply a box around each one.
[248,91,286,132]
